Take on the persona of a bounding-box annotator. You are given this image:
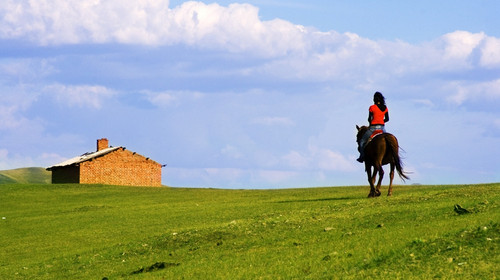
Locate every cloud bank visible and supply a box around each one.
[3,0,499,66]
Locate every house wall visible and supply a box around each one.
[79,148,162,187]
[51,165,80,184]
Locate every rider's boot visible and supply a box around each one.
[357,147,364,163]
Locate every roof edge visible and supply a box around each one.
[47,146,122,170]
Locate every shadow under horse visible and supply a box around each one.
[356,125,410,197]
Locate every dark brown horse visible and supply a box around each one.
[356,125,409,197]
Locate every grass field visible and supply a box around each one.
[1,183,498,279]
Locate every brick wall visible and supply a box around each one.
[97,138,109,151]
[79,148,162,187]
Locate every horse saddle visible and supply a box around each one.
[364,129,384,148]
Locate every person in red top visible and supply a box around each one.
[357,91,389,162]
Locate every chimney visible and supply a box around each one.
[97,138,109,151]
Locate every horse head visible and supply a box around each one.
[356,125,368,144]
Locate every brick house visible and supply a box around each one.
[47,138,163,187]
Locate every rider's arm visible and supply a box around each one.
[384,111,389,123]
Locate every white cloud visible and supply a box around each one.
[203,167,245,182]
[315,147,355,172]
[0,149,34,170]
[43,84,116,108]
[0,106,28,130]
[254,32,386,82]
[283,151,310,169]
[411,99,435,108]
[141,90,204,107]
[0,149,68,170]
[143,91,178,107]
[0,0,171,45]
[425,31,500,71]
[441,31,485,62]
[0,85,43,131]
[480,36,500,68]
[283,145,356,172]
[247,30,500,85]
[445,79,500,105]
[256,169,299,185]
[0,0,307,56]
[0,58,56,85]
[166,2,309,56]
[2,1,500,73]
[163,166,291,188]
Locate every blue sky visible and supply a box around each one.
[1,0,499,188]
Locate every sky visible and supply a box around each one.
[0,0,499,188]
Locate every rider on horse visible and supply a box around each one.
[357,91,389,163]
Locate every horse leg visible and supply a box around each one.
[366,164,376,198]
[375,165,383,197]
[371,171,377,187]
[388,163,395,196]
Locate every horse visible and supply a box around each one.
[356,125,409,197]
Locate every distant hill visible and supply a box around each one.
[0,167,51,184]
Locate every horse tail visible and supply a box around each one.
[385,134,410,182]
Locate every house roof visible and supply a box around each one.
[46,146,122,170]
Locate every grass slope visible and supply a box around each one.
[0,167,51,184]
[0,183,498,279]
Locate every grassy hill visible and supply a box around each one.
[0,167,51,184]
[0,183,498,279]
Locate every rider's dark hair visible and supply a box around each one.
[373,92,386,110]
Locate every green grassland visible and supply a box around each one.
[1,183,498,279]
